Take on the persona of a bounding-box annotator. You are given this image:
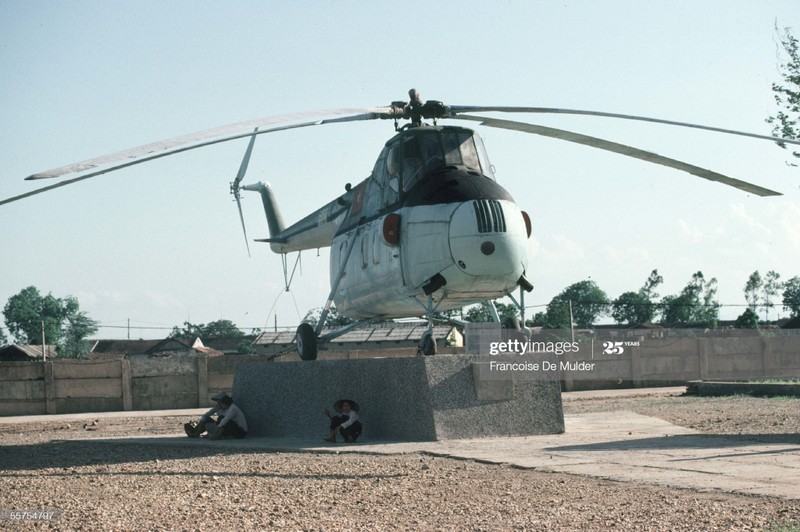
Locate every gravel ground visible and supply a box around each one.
[2,391,799,531]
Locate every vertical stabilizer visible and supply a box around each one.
[242,182,285,238]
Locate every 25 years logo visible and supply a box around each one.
[601,340,640,355]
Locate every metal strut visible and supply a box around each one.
[281,252,302,292]
[315,229,359,337]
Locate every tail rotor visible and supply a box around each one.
[230,128,258,257]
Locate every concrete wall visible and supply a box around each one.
[560,333,800,391]
[1,334,798,416]
[0,350,429,417]
[233,354,565,441]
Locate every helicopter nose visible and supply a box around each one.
[449,199,528,276]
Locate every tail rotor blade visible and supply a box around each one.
[232,128,258,257]
[236,194,251,257]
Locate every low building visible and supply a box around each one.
[0,344,58,362]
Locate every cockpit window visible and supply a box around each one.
[473,132,494,180]
[442,130,482,175]
[402,131,443,192]
[396,128,496,195]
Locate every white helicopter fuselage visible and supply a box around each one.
[254,124,533,322]
[332,198,529,318]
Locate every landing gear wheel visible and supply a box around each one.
[296,323,318,361]
[419,331,437,356]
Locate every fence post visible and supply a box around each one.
[761,336,771,378]
[121,359,133,411]
[698,338,709,380]
[197,355,208,407]
[630,346,641,387]
[44,361,56,414]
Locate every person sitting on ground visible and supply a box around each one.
[323,399,362,443]
[184,392,228,438]
[208,394,248,440]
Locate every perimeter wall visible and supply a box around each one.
[0,336,798,416]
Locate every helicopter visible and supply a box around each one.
[3,89,796,360]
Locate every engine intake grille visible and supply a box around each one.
[472,200,507,233]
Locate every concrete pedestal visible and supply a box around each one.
[233,354,564,441]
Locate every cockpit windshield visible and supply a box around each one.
[371,127,496,207]
[400,127,494,192]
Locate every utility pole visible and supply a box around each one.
[569,300,575,343]
[41,319,46,362]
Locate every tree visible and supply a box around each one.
[169,319,246,340]
[612,269,664,325]
[60,297,99,358]
[761,270,783,322]
[660,272,720,327]
[640,269,664,301]
[3,286,63,345]
[545,280,609,329]
[744,271,763,312]
[767,26,800,163]
[236,339,257,355]
[783,276,800,317]
[463,301,519,323]
[611,291,652,325]
[734,308,759,329]
[0,325,7,346]
[526,311,547,327]
[2,286,97,357]
[301,306,354,329]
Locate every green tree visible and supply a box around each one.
[59,297,99,358]
[2,286,97,357]
[761,270,783,322]
[526,311,547,327]
[236,339,256,354]
[545,280,609,329]
[744,271,763,312]
[3,286,62,345]
[767,26,800,163]
[734,308,759,329]
[0,325,7,346]
[783,276,800,317]
[169,319,246,339]
[463,301,519,323]
[640,269,664,301]
[301,306,354,328]
[612,269,664,325]
[660,272,720,326]
[611,291,652,325]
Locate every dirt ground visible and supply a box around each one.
[1,391,799,530]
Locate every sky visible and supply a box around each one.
[1,0,799,340]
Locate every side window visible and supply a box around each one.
[339,240,348,270]
[474,133,495,179]
[384,143,400,206]
[372,231,381,265]
[360,234,368,269]
[401,136,424,190]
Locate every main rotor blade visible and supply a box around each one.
[1,109,391,207]
[25,107,392,181]
[457,114,782,197]
[449,106,800,147]
[234,128,258,188]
